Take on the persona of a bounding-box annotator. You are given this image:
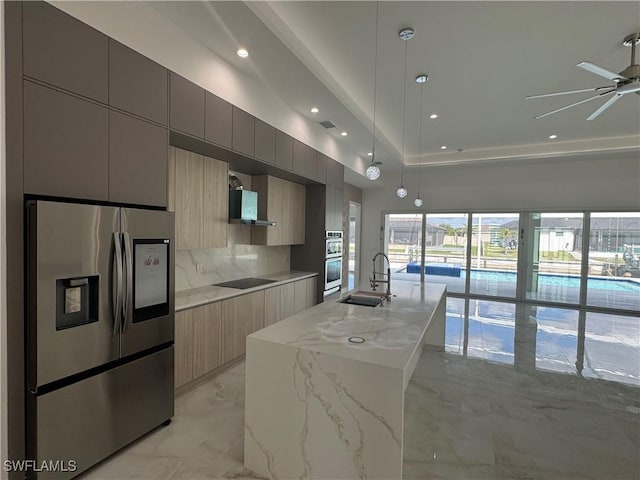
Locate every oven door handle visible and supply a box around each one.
[122,232,133,333]
[112,232,123,336]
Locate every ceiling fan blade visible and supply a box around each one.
[586,94,621,121]
[616,81,640,95]
[534,89,615,119]
[577,62,629,81]
[526,86,614,99]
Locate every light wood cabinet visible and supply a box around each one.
[174,308,196,389]
[170,146,228,249]
[175,302,222,389]
[203,157,229,247]
[252,175,305,246]
[264,286,283,327]
[306,277,317,310]
[175,276,316,389]
[280,282,296,320]
[193,302,222,379]
[221,291,265,364]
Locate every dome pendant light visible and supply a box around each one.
[366,3,382,181]
[415,72,425,208]
[396,26,412,198]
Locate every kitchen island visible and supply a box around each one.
[244,281,446,479]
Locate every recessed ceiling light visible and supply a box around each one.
[415,74,429,84]
[310,107,319,114]
[429,114,438,119]
[440,145,447,150]
[549,134,558,139]
[340,131,348,136]
[237,48,249,58]
[367,152,373,156]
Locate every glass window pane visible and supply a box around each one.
[469,213,520,297]
[384,213,423,282]
[445,297,466,354]
[524,213,583,305]
[530,305,579,375]
[586,212,640,311]
[424,214,469,294]
[583,311,640,386]
[467,299,515,365]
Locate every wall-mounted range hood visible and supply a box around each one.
[228,190,276,226]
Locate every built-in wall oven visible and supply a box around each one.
[324,231,343,295]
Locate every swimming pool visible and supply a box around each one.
[455,270,640,292]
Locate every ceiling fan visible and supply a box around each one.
[527,32,640,121]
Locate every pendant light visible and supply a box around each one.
[366,3,381,181]
[396,27,413,198]
[414,74,425,208]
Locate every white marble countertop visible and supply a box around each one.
[175,271,318,312]
[249,280,447,371]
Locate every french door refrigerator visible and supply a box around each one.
[26,200,175,479]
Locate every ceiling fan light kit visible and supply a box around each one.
[527,32,640,120]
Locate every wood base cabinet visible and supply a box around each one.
[175,276,317,390]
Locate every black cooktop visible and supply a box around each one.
[214,277,277,289]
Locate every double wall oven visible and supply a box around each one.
[324,231,343,295]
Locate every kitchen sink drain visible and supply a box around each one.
[348,336,365,344]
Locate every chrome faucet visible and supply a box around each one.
[370,252,391,300]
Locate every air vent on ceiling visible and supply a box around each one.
[319,120,336,129]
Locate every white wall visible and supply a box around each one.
[361,153,640,277]
[0,0,8,474]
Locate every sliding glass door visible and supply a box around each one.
[469,213,520,298]
[522,213,583,305]
[382,210,639,313]
[586,213,640,311]
[424,214,469,294]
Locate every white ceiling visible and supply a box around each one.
[75,1,640,186]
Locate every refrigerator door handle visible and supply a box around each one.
[112,232,123,336]
[122,232,133,333]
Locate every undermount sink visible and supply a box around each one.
[339,293,384,307]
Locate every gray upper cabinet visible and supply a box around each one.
[325,185,336,231]
[305,146,317,181]
[169,72,205,138]
[316,154,327,184]
[109,40,168,125]
[326,158,344,187]
[205,92,232,148]
[232,107,255,157]
[255,119,276,165]
[292,139,306,176]
[275,131,293,171]
[109,111,168,206]
[23,1,108,103]
[23,81,109,201]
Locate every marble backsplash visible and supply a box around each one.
[175,224,290,292]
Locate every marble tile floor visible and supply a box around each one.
[80,302,639,480]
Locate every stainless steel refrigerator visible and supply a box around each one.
[26,200,175,479]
